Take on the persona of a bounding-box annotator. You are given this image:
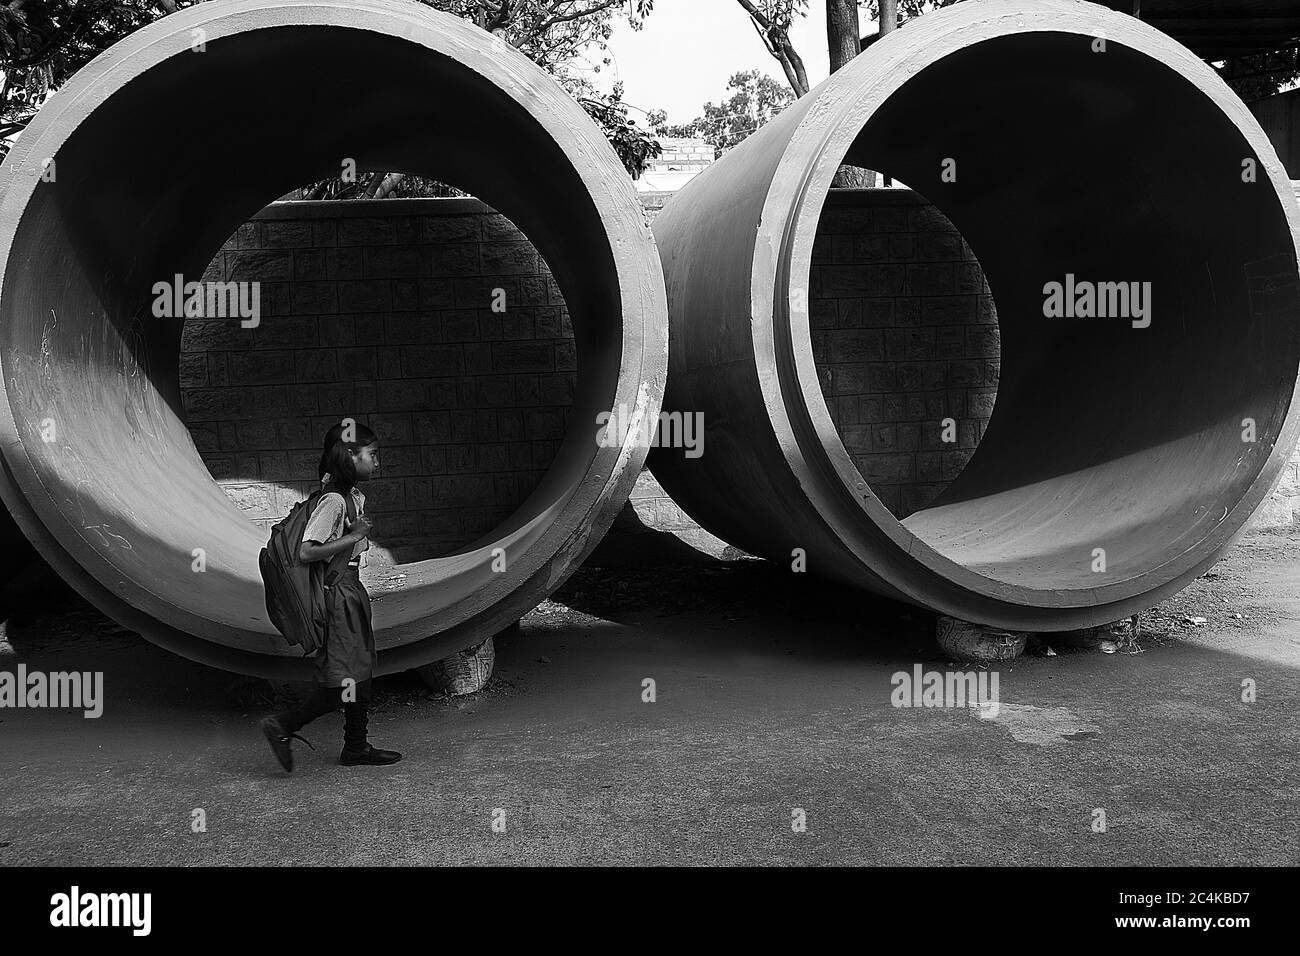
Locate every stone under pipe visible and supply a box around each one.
[649,0,1300,631]
[0,0,667,677]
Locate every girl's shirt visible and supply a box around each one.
[302,485,369,567]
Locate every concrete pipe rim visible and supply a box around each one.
[757,0,1300,626]
[0,0,668,676]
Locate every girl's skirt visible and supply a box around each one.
[314,564,376,688]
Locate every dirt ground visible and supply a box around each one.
[0,532,1297,866]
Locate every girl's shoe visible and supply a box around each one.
[340,743,402,766]
[261,716,315,772]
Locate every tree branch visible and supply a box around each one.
[542,0,621,28]
[773,48,802,94]
[734,0,772,31]
[785,40,809,94]
[747,14,777,56]
[736,1,807,96]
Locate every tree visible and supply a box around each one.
[0,0,663,183]
[0,0,185,150]
[862,0,957,34]
[826,0,871,186]
[879,0,896,33]
[574,81,664,176]
[734,1,811,97]
[657,69,794,157]
[727,0,929,185]
[1224,71,1300,104]
[826,0,862,73]
[858,0,965,53]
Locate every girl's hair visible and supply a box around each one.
[317,420,379,494]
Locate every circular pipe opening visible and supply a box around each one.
[784,11,1300,614]
[651,0,1300,630]
[0,0,665,675]
[185,195,579,566]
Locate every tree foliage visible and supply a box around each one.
[655,69,793,157]
[0,0,185,147]
[0,0,663,182]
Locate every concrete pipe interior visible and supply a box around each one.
[650,0,1300,630]
[0,0,664,676]
[802,23,1300,597]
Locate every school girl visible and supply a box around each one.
[261,421,401,770]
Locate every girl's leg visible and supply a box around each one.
[279,685,345,734]
[261,685,343,772]
[339,678,400,766]
[341,679,372,754]
[332,571,400,766]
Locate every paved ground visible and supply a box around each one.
[0,534,1297,866]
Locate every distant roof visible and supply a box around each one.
[656,136,712,148]
[1097,1,1300,61]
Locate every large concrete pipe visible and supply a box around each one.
[650,0,1300,631]
[0,0,666,677]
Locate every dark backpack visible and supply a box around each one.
[259,483,358,653]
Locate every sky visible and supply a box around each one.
[585,0,837,127]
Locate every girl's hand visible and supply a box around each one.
[347,515,373,540]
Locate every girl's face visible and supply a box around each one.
[352,443,380,480]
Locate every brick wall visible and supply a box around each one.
[809,190,999,518]
[182,199,576,562]
[181,191,1292,563]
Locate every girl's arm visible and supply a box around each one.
[299,532,359,564]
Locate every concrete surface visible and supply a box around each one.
[0,0,668,680]
[1,532,1296,866]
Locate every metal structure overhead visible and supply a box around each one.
[1098,0,1300,62]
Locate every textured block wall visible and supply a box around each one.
[181,191,1293,565]
[182,199,576,563]
[809,190,1000,519]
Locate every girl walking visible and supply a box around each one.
[261,421,402,771]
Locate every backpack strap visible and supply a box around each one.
[319,482,359,587]
[320,481,358,527]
